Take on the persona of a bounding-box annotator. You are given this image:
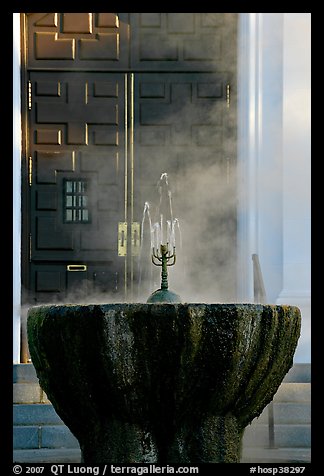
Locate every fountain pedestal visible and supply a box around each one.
[27,303,300,463]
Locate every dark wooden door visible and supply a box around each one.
[22,13,237,304]
[28,71,126,302]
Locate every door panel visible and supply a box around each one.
[26,13,129,70]
[32,263,118,303]
[29,71,126,301]
[129,13,237,72]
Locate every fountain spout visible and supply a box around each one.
[152,244,176,290]
[147,244,181,303]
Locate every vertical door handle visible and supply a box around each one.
[118,222,127,256]
[131,222,140,256]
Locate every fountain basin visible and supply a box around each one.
[27,303,301,463]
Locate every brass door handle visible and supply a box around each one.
[131,222,140,256]
[118,222,127,256]
[66,264,87,272]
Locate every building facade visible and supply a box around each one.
[13,13,311,363]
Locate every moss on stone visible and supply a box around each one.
[27,303,301,464]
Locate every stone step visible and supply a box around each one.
[273,383,311,403]
[241,447,311,463]
[250,402,311,425]
[14,363,311,383]
[13,448,82,463]
[13,383,50,404]
[13,363,38,383]
[274,402,310,424]
[13,382,310,406]
[283,363,311,383]
[13,425,79,450]
[14,401,309,428]
[242,423,311,448]
[13,404,64,426]
[13,447,311,464]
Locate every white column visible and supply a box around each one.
[257,14,285,305]
[238,13,311,362]
[237,13,284,303]
[13,12,21,363]
[237,12,259,301]
[276,13,311,363]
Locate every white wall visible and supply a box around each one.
[237,13,284,304]
[238,13,311,362]
[13,12,21,363]
[257,14,284,305]
[276,13,311,362]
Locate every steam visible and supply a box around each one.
[23,13,237,305]
[136,162,238,303]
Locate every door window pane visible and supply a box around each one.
[64,179,90,223]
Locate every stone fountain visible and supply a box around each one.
[27,174,301,463]
[27,300,300,463]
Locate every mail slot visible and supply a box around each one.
[66,264,87,272]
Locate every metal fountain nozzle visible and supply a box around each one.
[147,243,181,303]
[152,244,176,290]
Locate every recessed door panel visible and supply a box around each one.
[129,13,237,72]
[27,13,129,70]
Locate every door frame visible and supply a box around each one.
[13,13,22,363]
